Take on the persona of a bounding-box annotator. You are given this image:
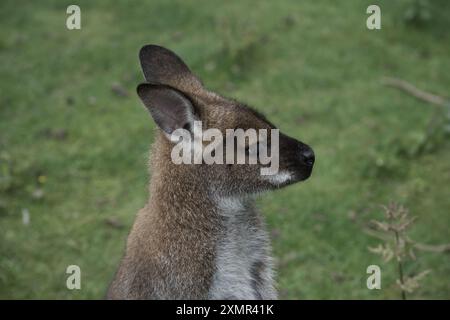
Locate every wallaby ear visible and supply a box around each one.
[137,83,197,136]
[139,45,203,94]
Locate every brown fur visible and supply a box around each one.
[107,45,314,299]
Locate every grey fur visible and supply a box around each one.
[208,196,276,299]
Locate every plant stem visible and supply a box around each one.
[394,230,407,300]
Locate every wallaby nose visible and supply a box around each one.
[300,147,315,166]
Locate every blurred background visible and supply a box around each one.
[0,0,449,299]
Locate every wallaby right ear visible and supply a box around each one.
[137,83,197,136]
[139,45,203,94]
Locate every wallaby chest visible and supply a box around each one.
[208,199,276,299]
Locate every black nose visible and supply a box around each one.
[300,147,315,166]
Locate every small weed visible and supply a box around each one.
[368,203,431,299]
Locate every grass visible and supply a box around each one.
[0,0,449,299]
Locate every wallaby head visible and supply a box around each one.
[136,45,314,198]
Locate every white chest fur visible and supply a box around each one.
[208,197,277,299]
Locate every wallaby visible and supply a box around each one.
[107,45,314,300]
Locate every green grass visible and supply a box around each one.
[1,0,449,299]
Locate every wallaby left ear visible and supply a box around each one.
[137,83,197,136]
[139,45,203,94]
